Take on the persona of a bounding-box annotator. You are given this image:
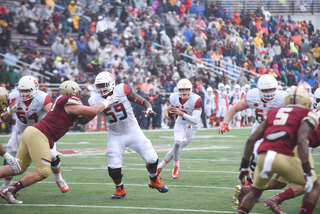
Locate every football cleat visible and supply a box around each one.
[264,195,286,214]
[157,167,162,177]
[111,186,126,199]
[0,187,23,204]
[0,186,7,193]
[148,177,169,193]
[56,179,69,193]
[231,185,252,211]
[172,166,179,179]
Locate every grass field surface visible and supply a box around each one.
[0,128,319,214]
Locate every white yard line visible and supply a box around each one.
[0,203,263,213]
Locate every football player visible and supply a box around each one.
[205,87,215,128]
[0,88,21,175]
[0,80,118,204]
[217,74,286,184]
[0,76,69,193]
[236,87,320,214]
[86,72,168,199]
[231,84,244,128]
[213,83,228,127]
[158,79,202,179]
[313,88,320,109]
[241,84,251,127]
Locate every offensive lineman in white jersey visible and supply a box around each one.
[205,87,215,128]
[83,72,168,199]
[0,76,69,193]
[231,84,245,128]
[306,85,314,108]
[313,88,320,109]
[213,83,229,127]
[158,79,202,179]
[217,74,286,184]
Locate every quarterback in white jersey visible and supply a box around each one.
[213,83,229,126]
[217,74,286,180]
[158,79,202,179]
[86,72,168,199]
[0,76,69,193]
[205,87,215,127]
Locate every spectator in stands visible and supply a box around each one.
[236,71,248,87]
[19,64,32,78]
[308,74,318,88]
[30,58,43,72]
[8,66,19,89]
[0,64,8,85]
[78,15,88,32]
[17,17,30,35]
[4,49,17,67]
[286,70,296,87]
[50,70,60,83]
[272,40,281,62]
[77,35,88,64]
[51,37,64,59]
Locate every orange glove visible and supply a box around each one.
[216,123,229,134]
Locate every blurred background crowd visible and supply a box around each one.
[0,0,320,131]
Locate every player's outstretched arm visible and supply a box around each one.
[1,98,20,123]
[127,91,156,116]
[0,142,21,174]
[223,99,249,124]
[0,142,7,156]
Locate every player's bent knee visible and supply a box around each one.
[107,152,122,168]
[51,155,60,169]
[38,166,51,178]
[108,167,122,180]
[173,141,181,150]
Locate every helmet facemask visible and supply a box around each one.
[179,88,191,99]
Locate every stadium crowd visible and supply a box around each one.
[1,0,320,130]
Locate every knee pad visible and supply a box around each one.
[146,159,158,171]
[107,152,122,168]
[173,141,181,150]
[108,167,122,181]
[38,166,51,178]
[51,155,60,169]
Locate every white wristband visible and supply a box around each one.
[102,100,110,108]
[147,107,152,112]
[2,152,12,160]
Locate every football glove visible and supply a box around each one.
[143,108,157,116]
[238,168,249,185]
[217,123,229,134]
[102,92,120,108]
[8,98,21,115]
[3,152,21,174]
[304,173,314,193]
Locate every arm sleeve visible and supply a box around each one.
[182,109,202,125]
[44,95,52,106]
[194,97,202,108]
[123,84,132,95]
[303,111,319,132]
[225,96,229,108]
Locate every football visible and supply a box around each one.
[168,108,177,120]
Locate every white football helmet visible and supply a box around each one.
[313,88,320,108]
[177,79,192,99]
[17,76,39,101]
[0,87,9,113]
[207,86,213,95]
[218,83,224,91]
[277,85,283,91]
[94,72,115,97]
[225,84,230,92]
[306,85,311,93]
[257,74,278,102]
[234,84,241,92]
[244,84,250,92]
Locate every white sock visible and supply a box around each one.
[149,172,157,177]
[158,158,169,169]
[54,172,63,181]
[2,179,12,187]
[206,118,209,127]
[236,121,240,128]
[213,121,216,126]
[115,181,123,187]
[173,159,179,167]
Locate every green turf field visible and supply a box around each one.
[0,128,319,214]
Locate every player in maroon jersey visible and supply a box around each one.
[0,80,120,204]
[236,87,320,214]
[0,88,21,175]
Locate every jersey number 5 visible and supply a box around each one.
[103,103,128,123]
[273,108,293,125]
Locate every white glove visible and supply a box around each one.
[8,103,20,115]
[304,174,314,193]
[102,92,120,108]
[3,152,21,174]
[145,107,157,116]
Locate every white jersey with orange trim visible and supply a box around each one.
[88,83,139,134]
[214,89,228,109]
[226,91,232,105]
[204,93,215,113]
[7,90,52,152]
[169,92,202,125]
[232,90,244,105]
[246,88,286,131]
